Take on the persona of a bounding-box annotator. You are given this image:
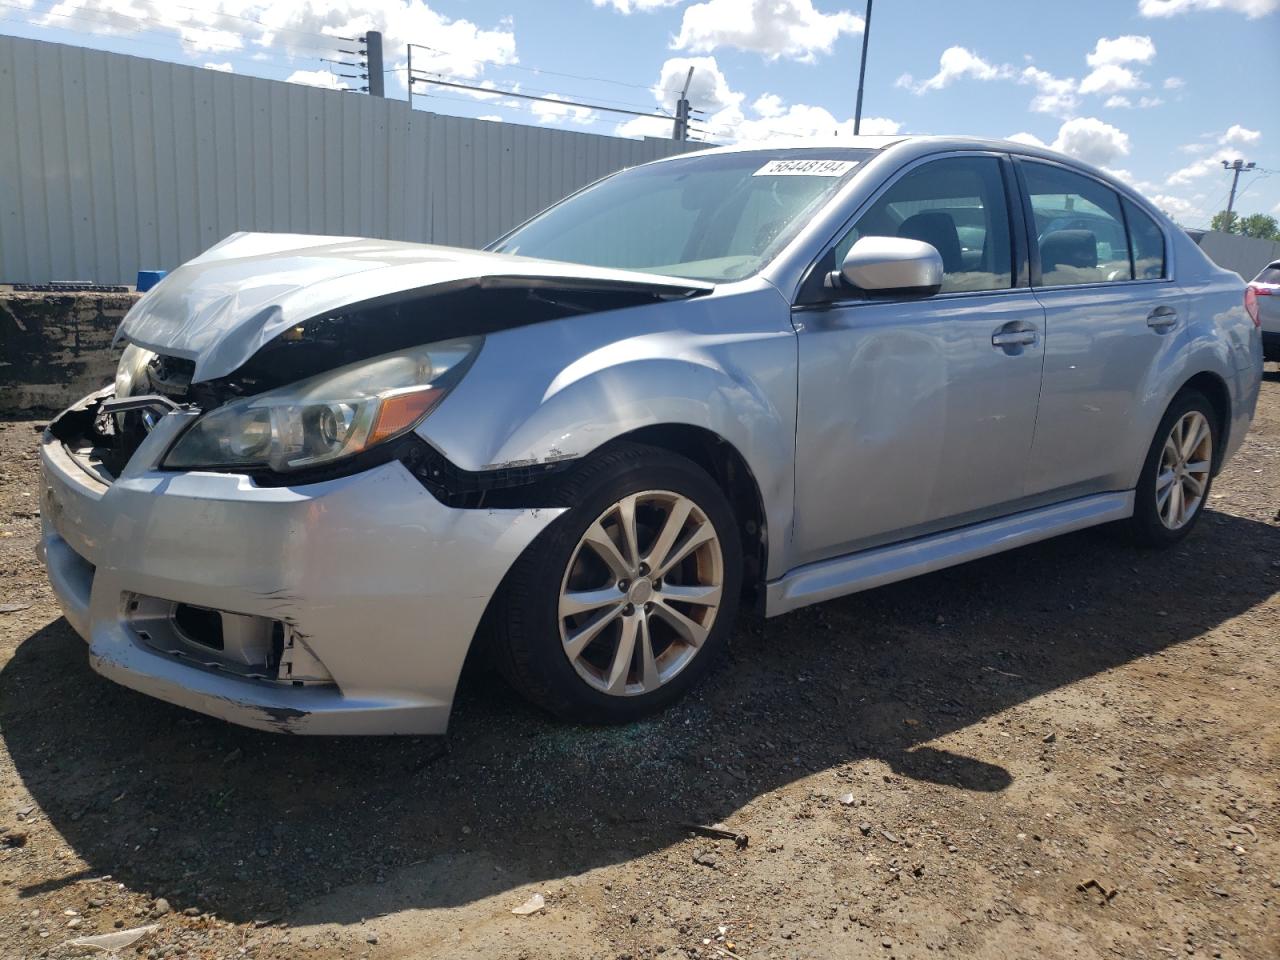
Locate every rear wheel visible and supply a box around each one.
[1126,391,1216,547]
[493,443,742,723]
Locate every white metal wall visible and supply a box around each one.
[0,35,697,285]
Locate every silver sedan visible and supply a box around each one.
[38,136,1263,734]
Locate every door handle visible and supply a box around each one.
[992,329,1039,347]
[1146,306,1178,330]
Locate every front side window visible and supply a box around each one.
[1022,161,1131,286]
[833,156,1014,294]
[1123,198,1166,280]
[492,149,873,282]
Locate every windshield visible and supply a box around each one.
[491,149,875,282]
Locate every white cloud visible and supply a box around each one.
[1148,193,1200,221]
[617,56,745,140]
[204,61,234,73]
[1019,66,1079,116]
[1079,63,1145,95]
[31,0,517,90]
[1165,124,1265,186]
[286,68,348,90]
[1139,0,1278,18]
[1086,35,1156,67]
[476,114,503,122]
[616,115,677,139]
[1051,116,1131,166]
[1163,76,1185,89]
[651,56,744,114]
[752,93,785,118]
[897,46,1009,95]
[672,0,862,62]
[530,94,598,126]
[592,0,681,11]
[1224,124,1261,144]
[1111,94,1164,108]
[734,103,900,140]
[1007,131,1048,147]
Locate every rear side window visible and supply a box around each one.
[1256,264,1280,284]
[1022,161,1132,286]
[1123,198,1166,279]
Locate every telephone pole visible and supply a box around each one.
[672,66,694,141]
[365,31,384,97]
[1222,158,1255,217]
[853,0,873,134]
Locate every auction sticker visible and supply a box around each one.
[752,159,858,177]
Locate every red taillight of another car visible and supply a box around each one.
[1245,285,1261,327]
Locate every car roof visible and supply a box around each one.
[671,134,1049,158]
[648,135,1159,217]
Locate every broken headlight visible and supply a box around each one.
[163,338,481,473]
[114,342,157,400]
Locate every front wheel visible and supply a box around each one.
[492,443,743,723]
[1126,391,1217,547]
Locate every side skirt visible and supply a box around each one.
[765,491,1135,617]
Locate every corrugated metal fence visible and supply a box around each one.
[0,35,697,285]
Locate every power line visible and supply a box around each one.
[414,68,669,116]
[409,72,673,122]
[412,43,655,92]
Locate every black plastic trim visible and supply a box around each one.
[246,434,575,508]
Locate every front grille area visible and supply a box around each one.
[124,594,334,687]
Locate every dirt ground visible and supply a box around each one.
[0,372,1277,960]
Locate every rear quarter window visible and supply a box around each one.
[1123,198,1166,280]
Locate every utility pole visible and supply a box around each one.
[1222,158,1255,217]
[365,31,384,97]
[673,66,694,141]
[853,0,873,134]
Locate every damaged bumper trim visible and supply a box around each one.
[38,395,566,735]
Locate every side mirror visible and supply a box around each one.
[829,236,944,296]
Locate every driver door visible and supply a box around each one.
[790,153,1047,566]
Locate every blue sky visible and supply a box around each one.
[4,0,1278,228]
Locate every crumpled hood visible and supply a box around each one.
[115,232,714,382]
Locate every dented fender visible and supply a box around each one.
[418,283,801,578]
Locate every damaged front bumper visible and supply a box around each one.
[37,391,563,734]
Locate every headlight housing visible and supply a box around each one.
[163,338,481,473]
[114,342,157,400]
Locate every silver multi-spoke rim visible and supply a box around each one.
[558,490,724,697]
[1156,410,1212,530]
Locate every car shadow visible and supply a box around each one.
[2,510,1277,925]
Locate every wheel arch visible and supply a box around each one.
[610,424,769,608]
[1172,370,1231,472]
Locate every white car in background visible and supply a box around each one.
[1247,260,1280,360]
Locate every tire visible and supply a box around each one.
[492,442,743,723]
[1125,390,1217,547]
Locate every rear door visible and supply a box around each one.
[790,153,1046,565]
[1016,158,1185,501]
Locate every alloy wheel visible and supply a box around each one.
[1156,410,1212,530]
[557,490,724,696]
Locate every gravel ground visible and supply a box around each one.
[0,369,1277,960]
